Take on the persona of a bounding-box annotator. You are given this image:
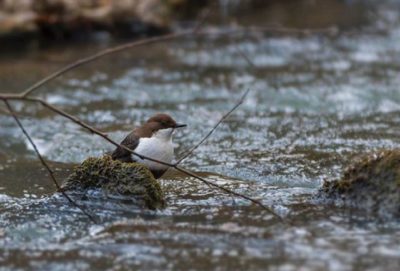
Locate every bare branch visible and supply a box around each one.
[176,88,251,164]
[21,31,192,98]
[2,95,283,220]
[20,4,214,99]
[2,99,97,223]
[16,25,337,98]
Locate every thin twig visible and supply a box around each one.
[20,4,213,99]
[16,26,337,98]
[234,45,256,68]
[176,88,250,164]
[20,31,192,98]
[2,99,97,223]
[174,166,283,221]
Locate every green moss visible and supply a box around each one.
[318,150,400,217]
[61,155,165,210]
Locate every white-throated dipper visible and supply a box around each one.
[111,113,186,179]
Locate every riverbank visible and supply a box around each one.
[0,0,207,40]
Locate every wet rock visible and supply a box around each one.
[61,155,165,210]
[317,150,400,218]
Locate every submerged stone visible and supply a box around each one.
[61,155,165,210]
[318,150,400,218]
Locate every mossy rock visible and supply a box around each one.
[61,155,165,210]
[317,150,400,218]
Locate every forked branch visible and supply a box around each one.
[2,93,283,221]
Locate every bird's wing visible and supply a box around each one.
[111,131,140,162]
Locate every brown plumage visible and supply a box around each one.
[111,113,186,178]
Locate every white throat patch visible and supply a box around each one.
[153,128,174,141]
[133,128,175,171]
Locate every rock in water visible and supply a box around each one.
[61,155,165,210]
[318,150,400,218]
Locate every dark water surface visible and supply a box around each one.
[1,1,400,270]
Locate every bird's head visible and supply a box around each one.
[146,113,186,131]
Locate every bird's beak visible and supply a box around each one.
[175,123,187,128]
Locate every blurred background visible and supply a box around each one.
[1,1,400,271]
[0,0,366,43]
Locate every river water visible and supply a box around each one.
[1,1,400,270]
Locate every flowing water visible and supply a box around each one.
[1,1,400,270]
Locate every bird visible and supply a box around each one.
[111,113,186,179]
